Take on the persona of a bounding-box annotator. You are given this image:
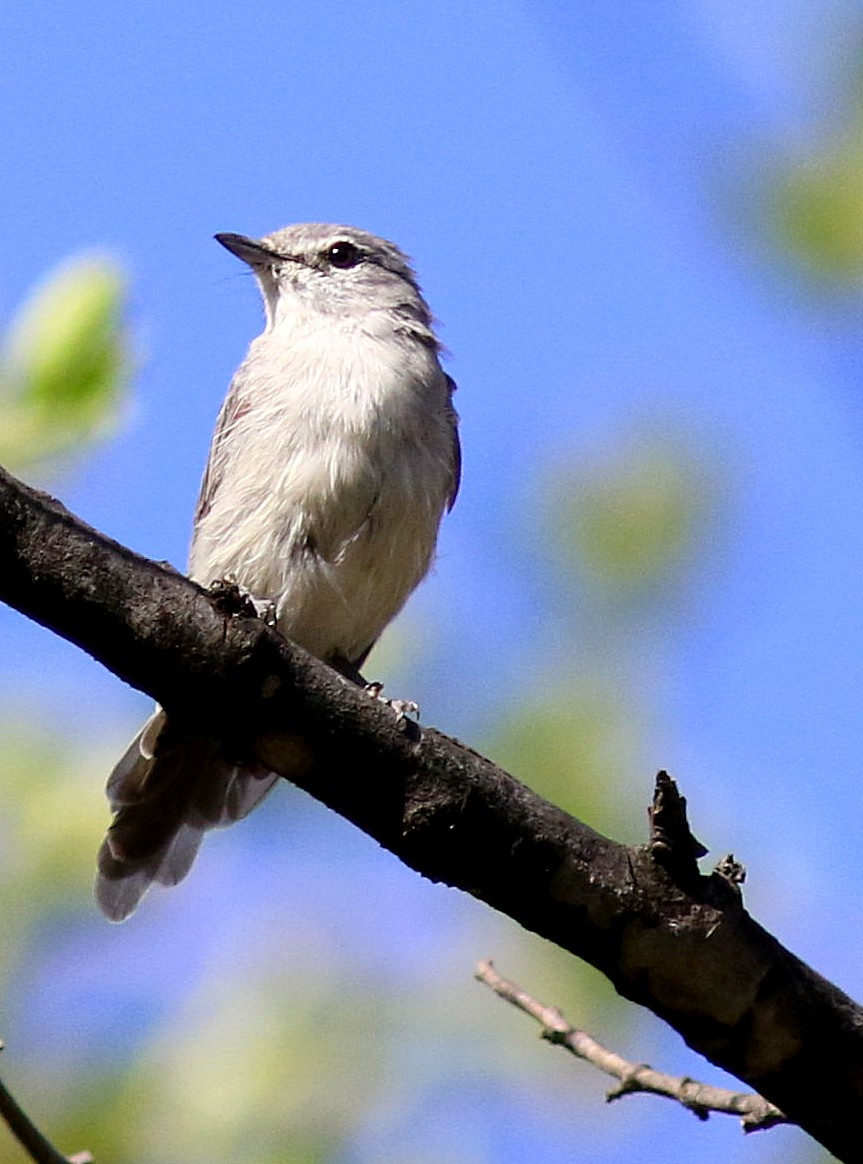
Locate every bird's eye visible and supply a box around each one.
[326,241,361,269]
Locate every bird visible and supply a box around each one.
[95,223,460,920]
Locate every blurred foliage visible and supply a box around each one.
[547,435,717,610]
[0,254,133,1162]
[66,954,390,1164]
[0,722,103,925]
[773,132,863,283]
[0,255,130,472]
[769,41,863,286]
[487,426,719,839]
[491,687,644,838]
[0,719,113,1162]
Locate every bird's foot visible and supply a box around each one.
[208,578,278,627]
[364,682,420,724]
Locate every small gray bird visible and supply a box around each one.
[96,224,460,921]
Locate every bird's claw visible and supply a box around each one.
[363,682,420,724]
[387,698,420,724]
[208,579,278,627]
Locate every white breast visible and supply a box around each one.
[188,308,455,665]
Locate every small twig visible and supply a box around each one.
[475,961,788,1133]
[0,1044,93,1164]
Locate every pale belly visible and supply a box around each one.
[187,321,455,666]
[189,441,447,666]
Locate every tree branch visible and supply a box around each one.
[475,961,788,1132]
[1,463,862,1160]
[0,1045,92,1164]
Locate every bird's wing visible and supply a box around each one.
[194,371,251,524]
[445,374,461,512]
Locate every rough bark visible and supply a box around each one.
[1,464,861,1161]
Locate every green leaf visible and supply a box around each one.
[0,254,130,469]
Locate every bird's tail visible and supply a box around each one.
[95,709,278,921]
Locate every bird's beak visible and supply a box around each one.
[214,233,276,268]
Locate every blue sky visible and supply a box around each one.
[2,2,861,1161]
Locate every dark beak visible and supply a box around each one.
[214,232,276,268]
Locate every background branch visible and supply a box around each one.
[1,463,862,1160]
[0,1046,92,1164]
[475,961,788,1133]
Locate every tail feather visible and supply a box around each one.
[95,712,278,922]
[218,764,280,823]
